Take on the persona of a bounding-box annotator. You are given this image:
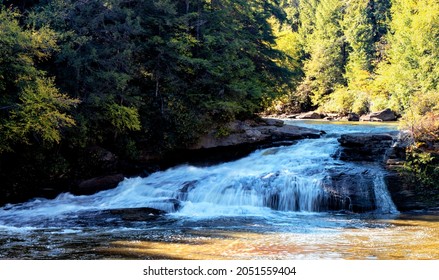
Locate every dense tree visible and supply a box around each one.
[299,0,346,106]
[0,7,78,153]
[30,0,291,150]
[375,0,439,112]
[321,0,391,114]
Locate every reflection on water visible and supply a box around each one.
[1,212,438,260]
[99,213,439,260]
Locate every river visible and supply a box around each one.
[1,120,438,259]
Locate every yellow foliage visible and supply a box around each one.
[320,87,354,114]
[106,103,141,132]
[401,91,439,144]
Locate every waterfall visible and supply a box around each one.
[373,175,399,214]
[0,121,399,228]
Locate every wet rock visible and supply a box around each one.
[337,133,395,162]
[270,125,323,140]
[105,207,167,221]
[384,130,414,169]
[360,108,398,122]
[75,174,124,195]
[178,180,198,200]
[383,172,438,211]
[322,167,377,212]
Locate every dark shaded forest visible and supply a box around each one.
[1,0,438,204]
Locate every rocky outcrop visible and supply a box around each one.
[335,130,439,211]
[384,173,432,211]
[337,133,395,162]
[382,130,439,211]
[191,118,323,150]
[322,167,377,212]
[360,108,398,122]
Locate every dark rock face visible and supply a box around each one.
[381,130,439,211]
[384,173,427,211]
[361,108,397,122]
[74,174,124,195]
[337,133,395,162]
[263,118,284,127]
[335,130,437,212]
[321,167,377,212]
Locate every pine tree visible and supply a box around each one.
[299,0,346,106]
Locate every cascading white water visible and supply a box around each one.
[373,175,398,213]
[0,121,399,228]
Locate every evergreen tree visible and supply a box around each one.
[0,7,78,153]
[32,0,292,150]
[299,0,346,107]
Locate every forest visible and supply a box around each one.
[0,0,438,204]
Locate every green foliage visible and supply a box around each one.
[28,0,293,151]
[401,96,439,190]
[320,87,354,115]
[0,7,78,153]
[299,0,347,106]
[215,125,231,138]
[106,103,141,133]
[6,77,79,144]
[373,0,439,113]
[404,148,439,189]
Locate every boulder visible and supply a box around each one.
[286,114,300,119]
[296,111,322,119]
[263,118,284,127]
[75,174,124,195]
[336,133,395,162]
[347,113,360,121]
[361,108,397,122]
[270,125,324,140]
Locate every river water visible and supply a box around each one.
[1,120,438,260]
